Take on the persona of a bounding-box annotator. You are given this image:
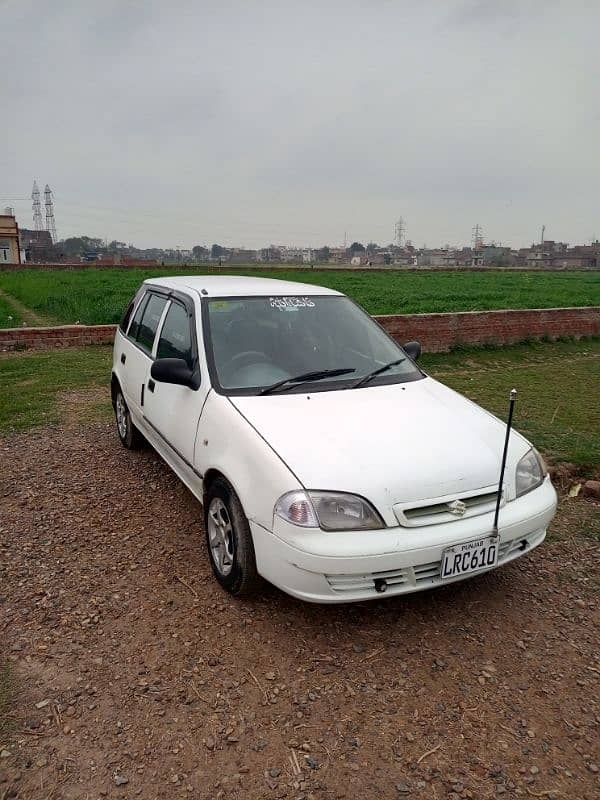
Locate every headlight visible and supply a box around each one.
[274,491,384,531]
[515,448,546,498]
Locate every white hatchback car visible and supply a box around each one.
[111,276,557,603]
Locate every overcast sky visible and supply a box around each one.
[3,0,599,249]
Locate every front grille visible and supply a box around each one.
[324,529,545,596]
[413,560,440,583]
[326,566,410,593]
[394,488,501,527]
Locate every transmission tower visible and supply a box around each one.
[471,224,484,249]
[32,181,43,231]
[394,217,405,248]
[44,184,57,243]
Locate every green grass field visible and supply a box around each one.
[427,340,600,469]
[0,346,112,431]
[0,267,599,326]
[0,295,22,328]
[1,340,598,469]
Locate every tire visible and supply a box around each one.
[114,389,145,450]
[205,477,260,596]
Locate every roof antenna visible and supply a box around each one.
[493,389,517,537]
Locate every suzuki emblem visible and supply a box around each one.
[448,499,467,517]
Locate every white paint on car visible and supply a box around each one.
[112,275,558,603]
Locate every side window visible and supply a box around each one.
[127,292,149,340]
[136,294,168,354]
[156,301,194,369]
[120,287,145,333]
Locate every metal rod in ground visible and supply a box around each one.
[493,388,517,535]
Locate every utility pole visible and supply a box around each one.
[32,181,43,231]
[541,225,545,245]
[394,217,405,248]
[471,224,484,249]
[44,185,57,243]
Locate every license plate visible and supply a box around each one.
[441,535,499,580]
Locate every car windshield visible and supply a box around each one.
[204,295,423,395]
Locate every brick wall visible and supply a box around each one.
[0,307,599,353]
[376,307,600,352]
[0,324,117,351]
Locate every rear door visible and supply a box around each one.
[118,290,169,419]
[142,292,206,466]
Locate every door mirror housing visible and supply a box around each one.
[151,358,199,389]
[403,340,422,361]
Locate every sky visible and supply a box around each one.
[2,0,599,250]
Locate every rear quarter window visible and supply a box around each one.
[119,287,145,334]
[127,292,149,341]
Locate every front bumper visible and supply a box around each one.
[251,477,557,603]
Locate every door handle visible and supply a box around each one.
[148,379,155,393]
[120,353,126,364]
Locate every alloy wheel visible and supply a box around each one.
[207,497,235,576]
[116,393,128,439]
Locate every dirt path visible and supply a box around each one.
[0,288,55,327]
[0,420,598,800]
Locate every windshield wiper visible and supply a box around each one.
[259,368,356,395]
[351,358,406,389]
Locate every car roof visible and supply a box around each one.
[144,275,343,298]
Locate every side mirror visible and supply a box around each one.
[403,340,421,361]
[151,358,198,389]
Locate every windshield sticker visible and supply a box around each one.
[269,296,316,310]
[211,301,235,311]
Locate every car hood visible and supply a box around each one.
[229,377,530,522]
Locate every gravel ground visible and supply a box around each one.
[1,409,598,800]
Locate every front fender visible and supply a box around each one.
[195,392,303,531]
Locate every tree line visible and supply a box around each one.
[26,235,381,262]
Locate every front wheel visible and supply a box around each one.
[205,478,260,596]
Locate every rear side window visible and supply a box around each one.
[156,302,194,369]
[119,287,145,333]
[136,294,168,354]
[127,292,149,340]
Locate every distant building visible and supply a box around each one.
[0,213,21,264]
[516,240,593,269]
[550,254,596,269]
[418,248,458,267]
[257,246,282,262]
[392,250,418,267]
[229,248,258,264]
[480,245,513,266]
[19,228,53,262]
[328,247,349,264]
[280,247,304,263]
[564,245,598,269]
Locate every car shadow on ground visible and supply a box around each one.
[245,566,524,639]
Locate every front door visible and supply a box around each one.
[142,296,207,467]
[118,291,169,419]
